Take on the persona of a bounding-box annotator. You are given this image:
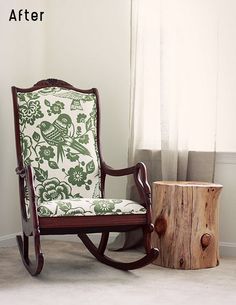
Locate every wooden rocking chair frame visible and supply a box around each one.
[12,79,159,276]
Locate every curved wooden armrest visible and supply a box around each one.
[16,166,34,188]
[15,165,39,229]
[101,161,151,206]
[25,166,37,203]
[16,165,37,206]
[16,166,26,178]
[101,162,137,176]
[134,162,151,198]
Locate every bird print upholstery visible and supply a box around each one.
[17,86,146,218]
[17,87,101,215]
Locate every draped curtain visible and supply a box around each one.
[110,0,220,250]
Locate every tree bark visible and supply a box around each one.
[151,181,222,269]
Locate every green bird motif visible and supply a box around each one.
[38,114,91,162]
[53,114,72,136]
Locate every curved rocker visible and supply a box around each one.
[78,233,159,270]
[16,233,44,276]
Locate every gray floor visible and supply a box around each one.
[0,239,236,304]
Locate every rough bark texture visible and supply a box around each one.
[151,181,222,269]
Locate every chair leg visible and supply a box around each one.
[143,224,154,253]
[98,232,109,254]
[78,231,159,270]
[16,232,44,276]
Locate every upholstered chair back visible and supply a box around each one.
[16,86,101,207]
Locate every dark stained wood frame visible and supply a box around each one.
[12,79,159,276]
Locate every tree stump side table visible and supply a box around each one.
[151,181,223,269]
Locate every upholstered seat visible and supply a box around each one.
[37,198,146,217]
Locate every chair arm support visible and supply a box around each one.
[135,162,151,198]
[25,165,37,203]
[16,165,38,222]
[23,166,41,233]
[16,165,35,196]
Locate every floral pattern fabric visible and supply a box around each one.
[17,87,101,216]
[37,198,146,217]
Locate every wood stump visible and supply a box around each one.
[151,181,222,269]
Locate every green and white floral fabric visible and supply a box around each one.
[37,198,146,217]
[17,86,146,218]
[17,87,101,217]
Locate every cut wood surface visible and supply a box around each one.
[151,181,223,269]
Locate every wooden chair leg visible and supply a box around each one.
[16,232,44,276]
[143,224,155,253]
[98,232,109,254]
[78,232,159,270]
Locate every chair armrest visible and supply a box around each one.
[25,165,37,202]
[16,165,40,234]
[16,165,37,207]
[134,162,151,198]
[101,161,151,204]
[15,166,26,178]
[101,162,137,176]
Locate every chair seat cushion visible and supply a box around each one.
[37,198,146,217]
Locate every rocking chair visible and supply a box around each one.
[12,79,159,276]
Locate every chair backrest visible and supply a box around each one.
[12,79,102,206]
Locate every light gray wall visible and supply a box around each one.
[215,154,236,256]
[0,0,46,237]
[0,0,130,238]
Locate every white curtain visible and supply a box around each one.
[129,0,219,181]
